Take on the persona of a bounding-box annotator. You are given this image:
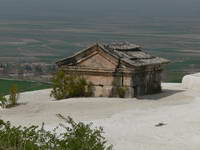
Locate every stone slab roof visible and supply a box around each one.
[105,41,140,51]
[56,42,170,68]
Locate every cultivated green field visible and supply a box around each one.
[0,17,200,81]
[0,79,51,95]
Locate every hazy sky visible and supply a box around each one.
[0,0,199,19]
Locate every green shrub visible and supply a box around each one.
[8,84,20,107]
[117,86,127,98]
[50,69,93,100]
[0,94,7,108]
[111,75,128,98]
[0,85,20,108]
[0,115,113,150]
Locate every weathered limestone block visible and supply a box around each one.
[93,86,113,97]
[85,75,114,86]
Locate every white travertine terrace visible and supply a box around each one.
[182,73,200,91]
[1,82,200,150]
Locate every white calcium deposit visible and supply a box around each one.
[1,83,200,150]
[182,73,200,91]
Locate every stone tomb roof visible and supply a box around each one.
[56,42,169,68]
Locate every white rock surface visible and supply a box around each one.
[182,73,200,91]
[1,83,200,150]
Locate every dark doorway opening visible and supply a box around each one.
[133,86,138,97]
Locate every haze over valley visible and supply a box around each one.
[0,0,200,82]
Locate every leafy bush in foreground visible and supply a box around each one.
[0,114,113,150]
[51,69,93,100]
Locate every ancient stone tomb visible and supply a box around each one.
[56,42,169,98]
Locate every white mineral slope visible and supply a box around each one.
[1,83,200,150]
[182,73,200,91]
